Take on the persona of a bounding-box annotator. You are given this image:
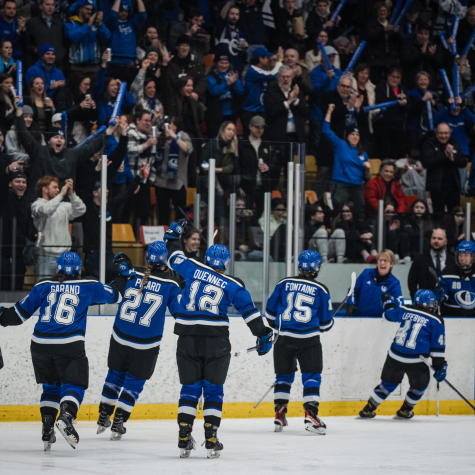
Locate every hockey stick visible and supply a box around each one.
[437,382,440,417]
[254,383,275,409]
[332,271,356,317]
[419,356,475,411]
[428,267,443,315]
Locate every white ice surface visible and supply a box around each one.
[0,416,474,475]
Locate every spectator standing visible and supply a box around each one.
[402,199,434,258]
[346,249,403,316]
[169,8,210,65]
[456,6,475,68]
[106,0,147,84]
[422,123,466,220]
[154,116,193,225]
[0,73,16,134]
[216,4,247,75]
[0,40,15,75]
[0,170,36,290]
[205,50,244,138]
[395,149,427,200]
[306,0,340,40]
[408,228,454,300]
[241,46,283,133]
[364,160,406,219]
[0,0,28,61]
[263,65,308,144]
[23,76,53,132]
[136,25,165,60]
[305,30,341,71]
[373,67,410,159]
[31,176,86,281]
[444,206,468,255]
[64,0,111,80]
[26,0,67,68]
[270,0,305,50]
[283,47,313,95]
[25,44,65,100]
[234,197,264,261]
[236,0,268,61]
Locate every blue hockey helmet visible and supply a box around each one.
[414,289,437,310]
[147,241,168,265]
[456,240,475,270]
[205,244,231,270]
[56,252,82,276]
[298,250,322,275]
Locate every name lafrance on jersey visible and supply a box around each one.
[133,278,161,293]
[402,312,428,327]
[284,282,317,296]
[193,269,228,289]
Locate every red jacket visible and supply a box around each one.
[364,176,406,217]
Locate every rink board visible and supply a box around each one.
[0,316,474,421]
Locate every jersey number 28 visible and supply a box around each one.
[282,292,314,323]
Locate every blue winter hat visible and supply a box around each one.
[252,47,274,59]
[120,0,132,11]
[69,0,95,12]
[40,44,55,57]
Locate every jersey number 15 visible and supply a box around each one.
[281,292,315,323]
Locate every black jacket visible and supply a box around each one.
[163,56,208,102]
[262,80,308,143]
[422,135,466,193]
[374,81,411,129]
[408,251,455,300]
[54,87,98,134]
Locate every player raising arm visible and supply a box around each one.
[164,220,273,459]
[265,250,334,434]
[0,252,122,450]
[359,289,447,419]
[96,242,182,440]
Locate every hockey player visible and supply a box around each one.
[265,250,334,434]
[359,289,447,419]
[164,220,273,459]
[439,241,475,317]
[96,242,182,440]
[0,252,122,450]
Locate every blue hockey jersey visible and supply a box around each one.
[348,269,402,317]
[168,249,265,337]
[440,265,475,316]
[265,276,333,342]
[383,304,446,365]
[9,278,121,353]
[111,268,181,350]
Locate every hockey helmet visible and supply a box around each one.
[56,252,82,276]
[414,289,437,310]
[298,250,322,275]
[147,241,168,265]
[456,240,475,270]
[205,244,231,270]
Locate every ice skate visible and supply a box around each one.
[395,402,414,419]
[97,403,112,434]
[359,402,376,419]
[110,409,126,440]
[178,422,196,458]
[204,423,223,458]
[42,415,56,451]
[274,404,288,432]
[304,402,326,435]
[56,403,79,449]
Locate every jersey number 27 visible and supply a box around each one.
[120,288,163,327]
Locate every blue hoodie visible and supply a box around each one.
[107,134,134,184]
[323,120,368,185]
[310,65,342,121]
[0,18,29,60]
[25,60,65,99]
[434,107,475,156]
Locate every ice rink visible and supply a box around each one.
[0,416,474,474]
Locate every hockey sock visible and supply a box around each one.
[117,373,146,421]
[101,369,127,408]
[369,381,398,408]
[203,380,224,427]
[404,385,428,409]
[60,383,85,419]
[178,381,203,425]
[274,373,295,406]
[302,372,322,405]
[40,383,61,420]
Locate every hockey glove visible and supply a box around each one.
[164,219,187,241]
[113,253,136,278]
[433,287,445,302]
[433,363,448,383]
[381,293,396,311]
[256,327,274,356]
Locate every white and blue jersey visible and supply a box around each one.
[265,276,334,343]
[5,279,121,354]
[111,268,182,350]
[440,264,475,317]
[383,304,446,365]
[167,246,265,337]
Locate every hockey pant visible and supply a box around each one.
[273,340,323,413]
[369,355,430,410]
[32,349,89,420]
[176,335,231,427]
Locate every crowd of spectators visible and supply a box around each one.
[2,0,475,288]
